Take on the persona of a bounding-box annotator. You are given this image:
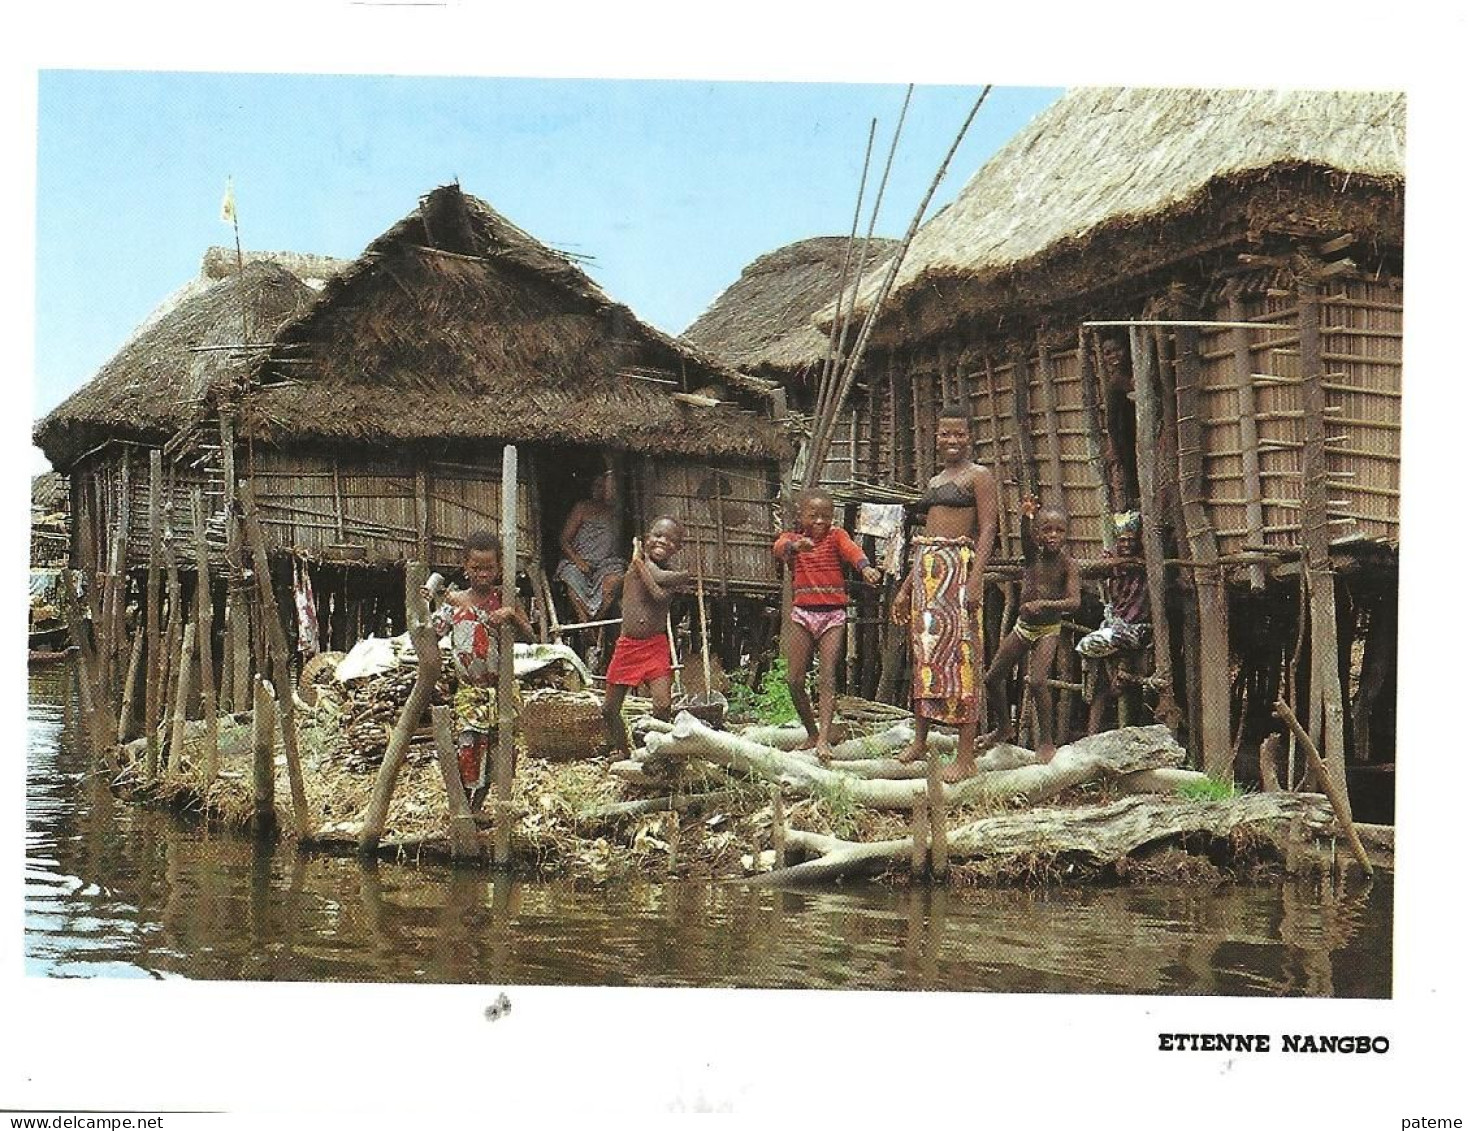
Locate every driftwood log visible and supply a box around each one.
[749,792,1339,886]
[644,714,1187,811]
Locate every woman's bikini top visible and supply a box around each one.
[917,478,974,512]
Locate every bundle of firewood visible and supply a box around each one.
[339,666,454,773]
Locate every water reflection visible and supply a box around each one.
[25,665,1391,995]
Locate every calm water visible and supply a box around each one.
[24,665,1392,994]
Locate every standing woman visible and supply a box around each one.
[895,403,999,780]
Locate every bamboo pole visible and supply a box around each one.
[806,85,993,481]
[238,482,312,837]
[1036,338,1066,504]
[495,444,519,868]
[144,450,163,778]
[190,487,220,779]
[1076,329,1116,550]
[1128,327,1182,731]
[432,705,484,862]
[1272,700,1371,876]
[251,676,276,836]
[1297,274,1350,803]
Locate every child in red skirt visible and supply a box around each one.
[601,517,690,757]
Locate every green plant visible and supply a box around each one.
[813,773,859,839]
[1176,777,1239,802]
[727,657,803,725]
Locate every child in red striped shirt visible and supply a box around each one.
[773,488,881,761]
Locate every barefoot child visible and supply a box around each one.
[773,488,882,761]
[601,517,690,757]
[1077,511,1151,734]
[982,498,1080,763]
[429,531,534,808]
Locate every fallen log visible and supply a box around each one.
[577,788,751,827]
[748,792,1338,886]
[1117,767,1212,794]
[645,715,1186,811]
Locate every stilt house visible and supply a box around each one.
[817,88,1402,808]
[35,184,790,706]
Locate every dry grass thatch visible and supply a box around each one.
[36,184,789,470]
[33,262,318,467]
[841,87,1405,330]
[242,184,786,461]
[683,235,901,375]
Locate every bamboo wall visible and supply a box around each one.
[1197,276,1401,553]
[251,448,537,571]
[639,459,780,593]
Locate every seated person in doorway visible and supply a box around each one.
[773,487,882,762]
[981,497,1081,764]
[555,467,626,623]
[601,517,690,758]
[430,530,533,809]
[1076,510,1151,735]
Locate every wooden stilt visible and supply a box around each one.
[1077,328,1117,550]
[1128,327,1182,732]
[1297,274,1350,803]
[495,445,520,869]
[926,750,948,879]
[168,622,196,774]
[1273,700,1371,876]
[1226,289,1268,589]
[909,797,928,876]
[251,676,277,836]
[771,788,787,866]
[404,560,429,631]
[1171,306,1234,779]
[238,482,312,837]
[144,450,164,778]
[116,624,145,745]
[432,705,484,862]
[190,487,220,779]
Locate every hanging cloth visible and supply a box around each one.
[293,558,320,658]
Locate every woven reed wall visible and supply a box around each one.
[639,459,780,592]
[1197,275,1401,553]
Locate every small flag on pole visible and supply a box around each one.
[221,177,237,225]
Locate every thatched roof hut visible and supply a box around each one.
[34,262,319,469]
[229,183,785,461]
[684,235,901,379]
[843,87,1404,341]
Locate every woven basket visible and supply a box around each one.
[519,688,608,762]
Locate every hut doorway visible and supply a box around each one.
[535,445,632,643]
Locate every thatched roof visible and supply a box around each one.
[843,87,1405,335]
[31,471,69,511]
[233,185,783,460]
[34,262,319,468]
[36,185,787,469]
[683,235,901,375]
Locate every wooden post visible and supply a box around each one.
[1128,328,1182,732]
[116,624,145,745]
[404,561,429,632]
[432,705,484,862]
[1036,337,1066,505]
[60,569,114,761]
[771,788,786,866]
[1297,274,1350,803]
[1077,328,1117,551]
[1272,700,1371,875]
[1010,346,1038,499]
[168,621,196,774]
[358,623,440,852]
[1226,290,1268,588]
[144,450,163,778]
[1156,325,1202,757]
[220,413,250,714]
[160,527,184,769]
[238,482,312,837]
[926,750,948,879]
[1171,306,1235,780]
[110,448,132,698]
[251,676,277,836]
[190,487,220,780]
[415,463,431,564]
[909,797,929,876]
[494,444,520,869]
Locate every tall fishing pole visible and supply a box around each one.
[807,85,993,483]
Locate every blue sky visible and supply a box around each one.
[33,73,1061,469]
